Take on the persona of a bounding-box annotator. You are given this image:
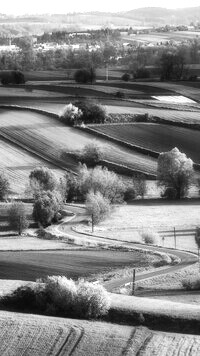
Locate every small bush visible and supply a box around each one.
[2,276,110,319]
[74,68,95,84]
[134,68,150,79]
[115,91,125,98]
[182,276,200,290]
[140,229,159,245]
[121,73,130,81]
[124,186,136,201]
[80,142,103,167]
[161,187,177,200]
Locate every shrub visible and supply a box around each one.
[124,186,136,201]
[161,187,177,200]
[2,276,110,319]
[74,68,95,84]
[182,276,200,290]
[80,142,103,167]
[74,100,107,124]
[115,91,125,98]
[29,167,57,193]
[140,229,159,245]
[8,202,29,235]
[59,103,83,126]
[86,190,110,225]
[0,172,10,200]
[134,67,150,79]
[33,190,62,227]
[121,73,130,81]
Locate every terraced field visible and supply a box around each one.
[0,109,157,179]
[90,123,200,163]
[0,311,200,355]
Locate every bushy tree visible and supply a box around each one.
[33,191,61,226]
[29,167,57,193]
[157,147,194,199]
[74,68,96,83]
[79,165,125,203]
[86,190,110,225]
[8,202,28,235]
[121,73,130,81]
[59,103,83,126]
[63,172,82,202]
[0,172,10,200]
[133,173,147,198]
[74,100,107,124]
[80,142,103,167]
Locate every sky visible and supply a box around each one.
[1,0,200,15]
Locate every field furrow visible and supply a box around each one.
[91,123,200,163]
[0,110,158,178]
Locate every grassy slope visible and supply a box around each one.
[91,122,200,163]
[0,310,200,355]
[77,202,199,252]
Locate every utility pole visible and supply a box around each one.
[174,227,176,249]
[132,269,136,295]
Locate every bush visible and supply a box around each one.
[115,91,125,98]
[182,276,200,290]
[59,103,83,126]
[29,167,57,193]
[86,190,110,225]
[8,202,29,235]
[74,100,107,124]
[33,190,62,227]
[2,276,110,319]
[134,68,150,79]
[80,142,103,167]
[121,73,130,81]
[74,68,96,84]
[140,229,159,245]
[124,186,136,202]
[161,187,177,200]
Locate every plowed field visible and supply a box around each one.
[0,110,157,179]
[91,123,200,163]
[0,312,200,355]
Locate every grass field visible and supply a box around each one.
[91,122,200,163]
[76,202,199,253]
[0,249,154,281]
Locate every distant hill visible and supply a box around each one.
[1,7,200,35]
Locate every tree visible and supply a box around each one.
[159,50,185,81]
[86,191,110,225]
[0,172,10,200]
[157,147,194,199]
[79,165,125,203]
[8,202,28,235]
[29,167,57,194]
[80,142,103,167]
[63,172,81,202]
[59,103,82,126]
[33,191,61,227]
[133,173,147,198]
[74,100,107,124]
[74,68,95,84]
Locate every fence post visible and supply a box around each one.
[174,227,176,249]
[132,269,136,295]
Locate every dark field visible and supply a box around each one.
[0,250,148,281]
[91,123,200,163]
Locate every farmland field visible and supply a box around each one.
[0,137,64,195]
[1,312,200,356]
[90,122,200,163]
[0,249,151,281]
[0,109,158,177]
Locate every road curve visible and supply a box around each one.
[58,205,198,292]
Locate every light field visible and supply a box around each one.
[91,123,200,163]
[0,311,200,355]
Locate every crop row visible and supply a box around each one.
[90,123,200,164]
